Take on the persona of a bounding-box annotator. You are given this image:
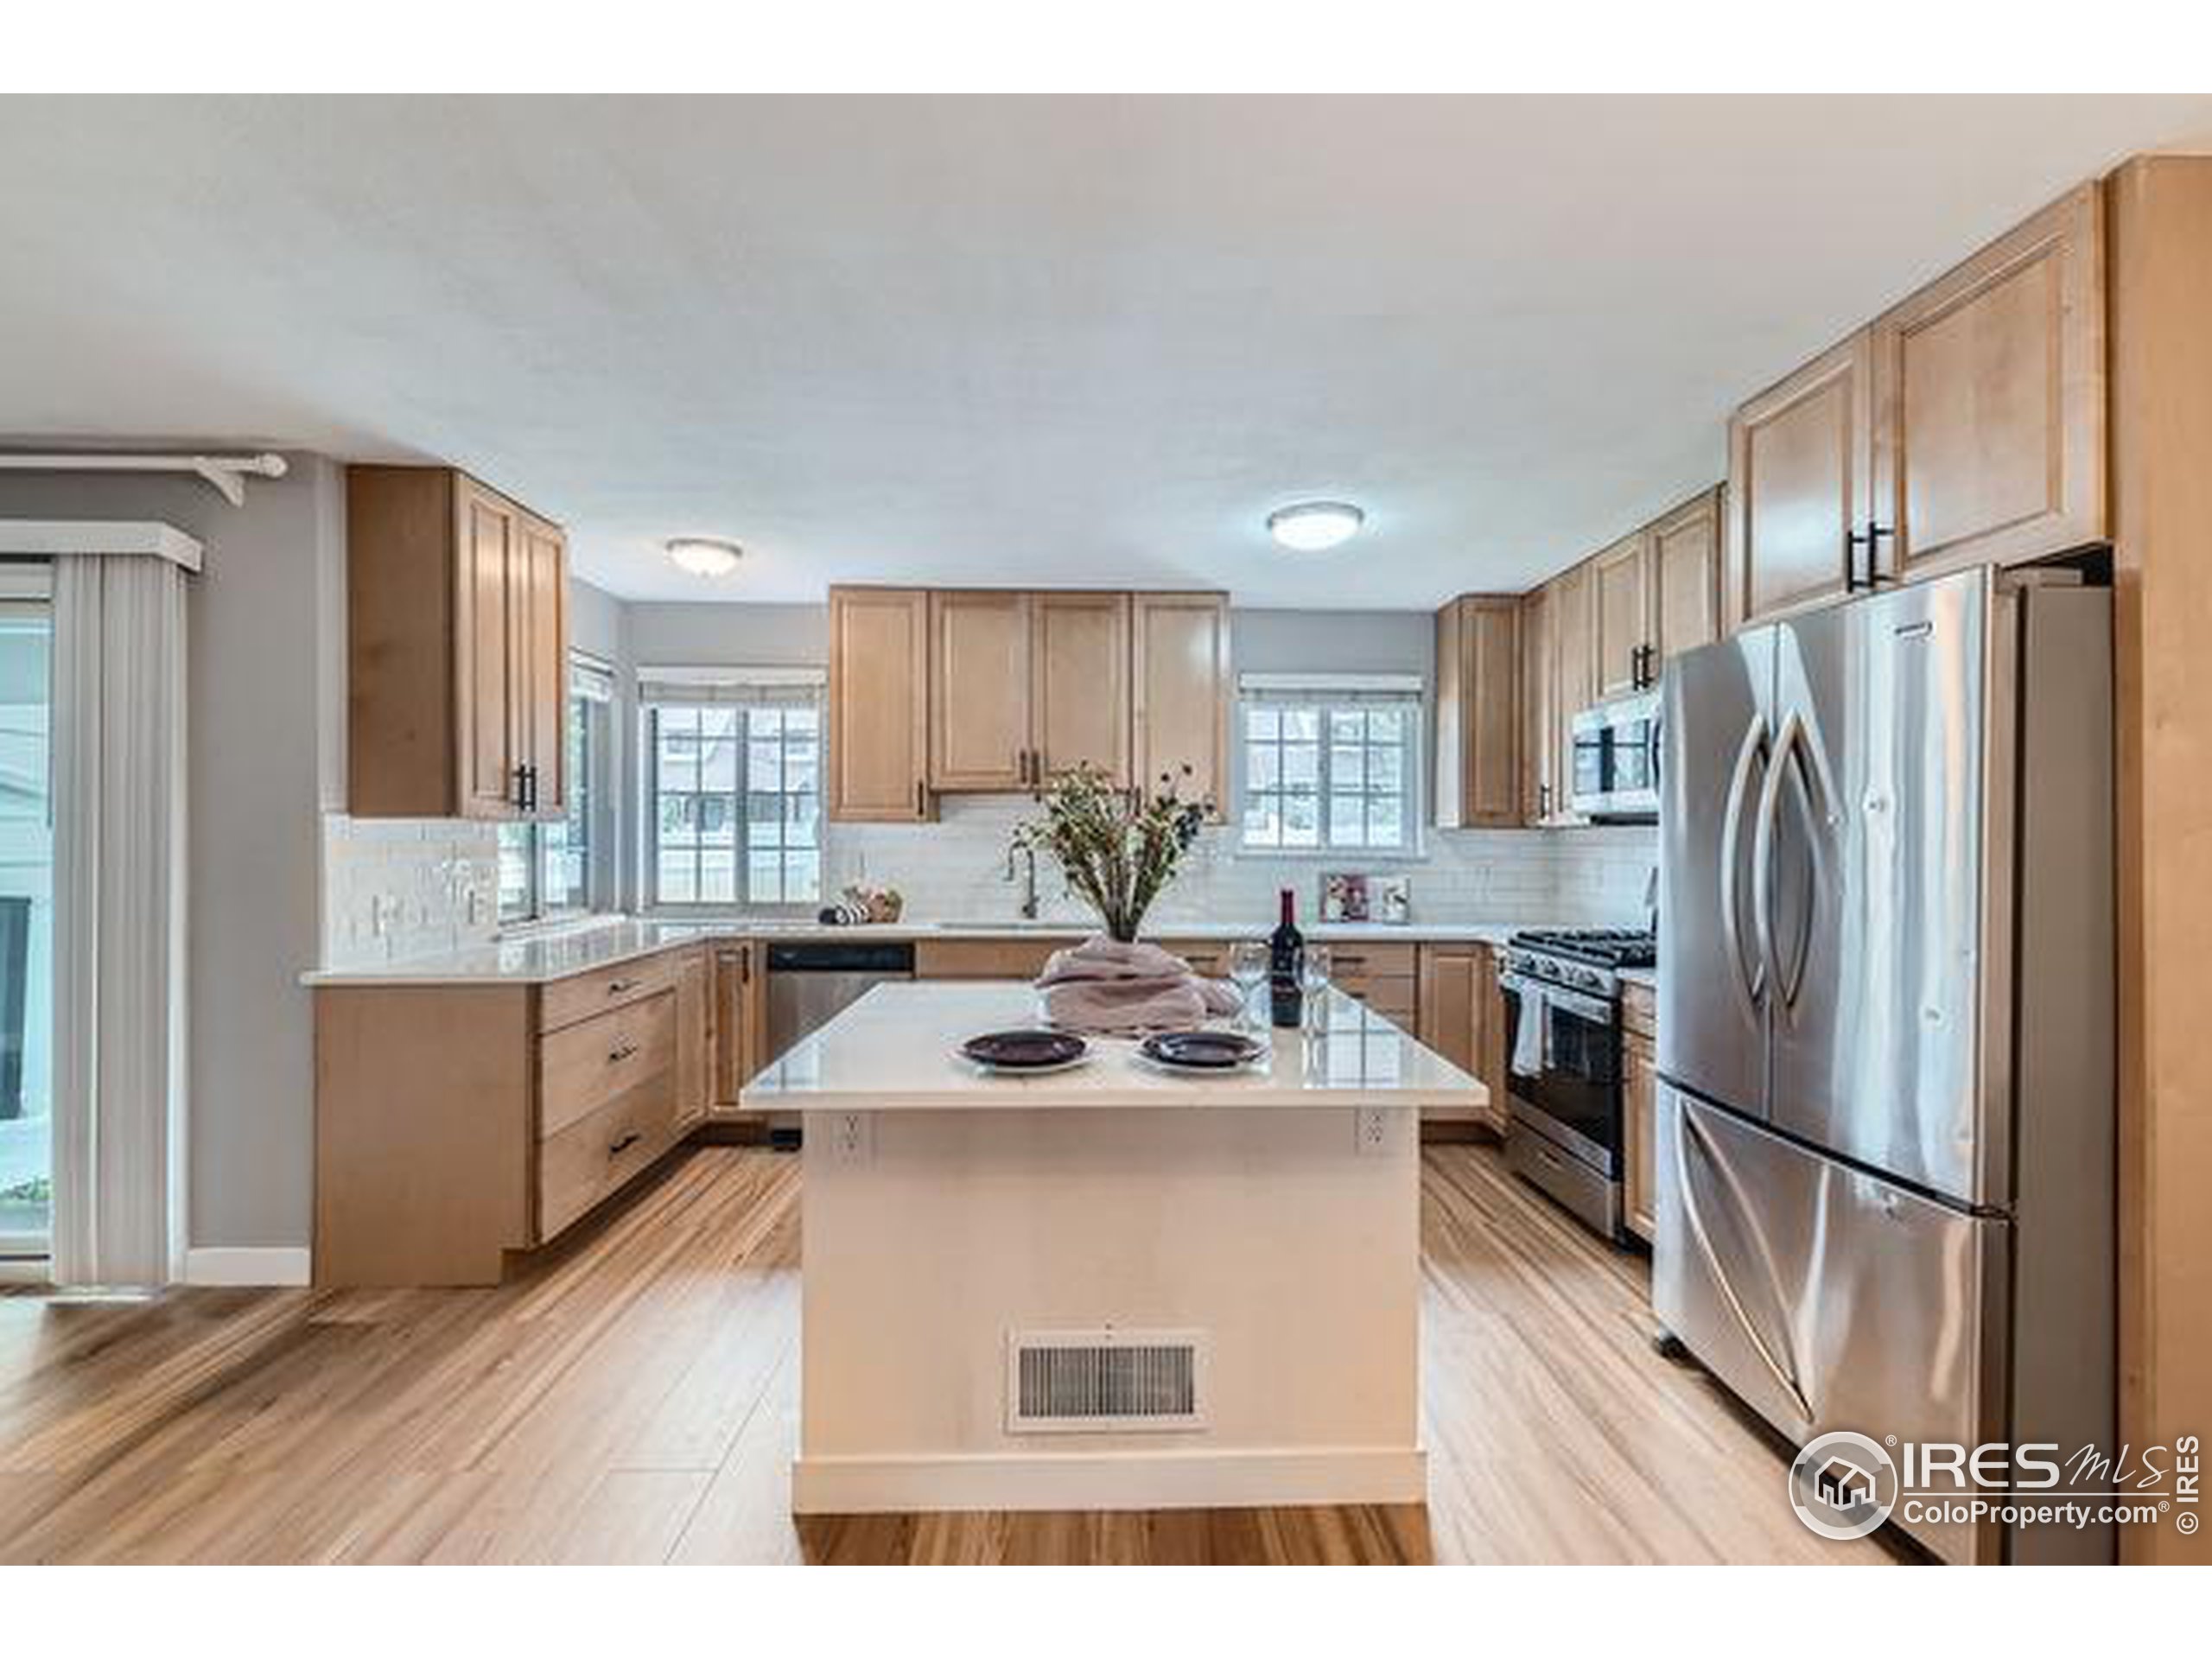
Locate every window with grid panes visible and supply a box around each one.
[1238,682,1421,854]
[645,677,822,908]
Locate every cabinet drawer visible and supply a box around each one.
[539,990,677,1139]
[1154,939,1227,976]
[1324,943,1416,979]
[539,952,677,1033]
[537,1078,677,1241]
[913,938,1065,981]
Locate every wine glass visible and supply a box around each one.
[1228,939,1268,1032]
[1299,944,1332,1035]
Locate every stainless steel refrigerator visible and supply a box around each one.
[1654,564,2115,1566]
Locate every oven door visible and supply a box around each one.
[1500,970,1623,1171]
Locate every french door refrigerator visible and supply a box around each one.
[1653,564,2115,1566]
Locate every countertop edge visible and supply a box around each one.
[302,917,1535,988]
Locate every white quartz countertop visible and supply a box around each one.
[301,913,1525,988]
[740,982,1484,1112]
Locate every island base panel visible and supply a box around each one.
[795,1103,1422,1514]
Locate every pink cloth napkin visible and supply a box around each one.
[1034,936,1244,1034]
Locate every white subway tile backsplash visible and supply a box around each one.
[319,813,500,969]
[311,803,1659,969]
[823,798,1657,932]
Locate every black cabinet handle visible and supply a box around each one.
[607,1042,639,1064]
[1846,524,1895,593]
[608,1130,642,1157]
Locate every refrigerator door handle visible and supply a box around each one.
[1718,711,1770,1021]
[1675,1105,1815,1422]
[1751,708,1816,1013]
[1754,710,1832,1014]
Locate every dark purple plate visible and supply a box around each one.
[959,1029,1090,1072]
[1139,1030,1268,1071]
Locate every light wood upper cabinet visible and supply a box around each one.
[1518,584,1556,826]
[348,466,569,821]
[1650,486,1723,669]
[1590,531,1653,699]
[456,480,520,819]
[1726,181,2108,632]
[515,510,568,818]
[1870,181,2107,585]
[1726,331,1873,628]
[1032,591,1131,786]
[929,589,1033,791]
[1132,592,1231,816]
[828,587,932,822]
[1547,562,1595,823]
[1433,595,1521,829]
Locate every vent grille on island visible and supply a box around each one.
[1006,1329,1208,1433]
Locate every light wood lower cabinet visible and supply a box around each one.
[315,943,728,1287]
[674,946,712,1131]
[1415,943,1507,1135]
[710,940,766,1115]
[913,936,1068,981]
[1622,980,1657,1243]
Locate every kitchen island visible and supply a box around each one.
[741,980,1484,1515]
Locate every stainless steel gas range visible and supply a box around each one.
[1497,926,1655,1242]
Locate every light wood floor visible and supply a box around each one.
[0,1143,1897,1564]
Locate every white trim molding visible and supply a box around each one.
[0,518,204,571]
[791,1446,1427,1515]
[181,1247,311,1287]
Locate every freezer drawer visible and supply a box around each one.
[1653,1084,2006,1565]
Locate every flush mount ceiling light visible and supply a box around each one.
[1266,501,1365,552]
[665,537,744,577]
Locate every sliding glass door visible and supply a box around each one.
[0,580,52,1262]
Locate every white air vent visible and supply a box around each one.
[1005,1328,1209,1433]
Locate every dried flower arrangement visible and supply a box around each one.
[1009,764,1211,943]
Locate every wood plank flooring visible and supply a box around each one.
[0,1143,1895,1565]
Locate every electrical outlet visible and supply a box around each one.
[829,1109,872,1165]
[1355,1106,1390,1156]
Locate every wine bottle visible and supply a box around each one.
[1268,887,1305,1029]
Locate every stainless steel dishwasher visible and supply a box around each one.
[761,940,916,1147]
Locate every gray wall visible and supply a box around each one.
[569,578,639,911]
[1231,607,1433,682]
[626,601,829,669]
[624,600,1431,681]
[0,455,340,1250]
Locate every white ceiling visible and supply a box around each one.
[3,95,2209,607]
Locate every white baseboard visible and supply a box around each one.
[791,1446,1427,1515]
[181,1247,311,1287]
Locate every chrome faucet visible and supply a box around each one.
[1006,844,1039,919]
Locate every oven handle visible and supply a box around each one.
[1499,970,1611,1027]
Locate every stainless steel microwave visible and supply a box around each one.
[1568,690,1661,821]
